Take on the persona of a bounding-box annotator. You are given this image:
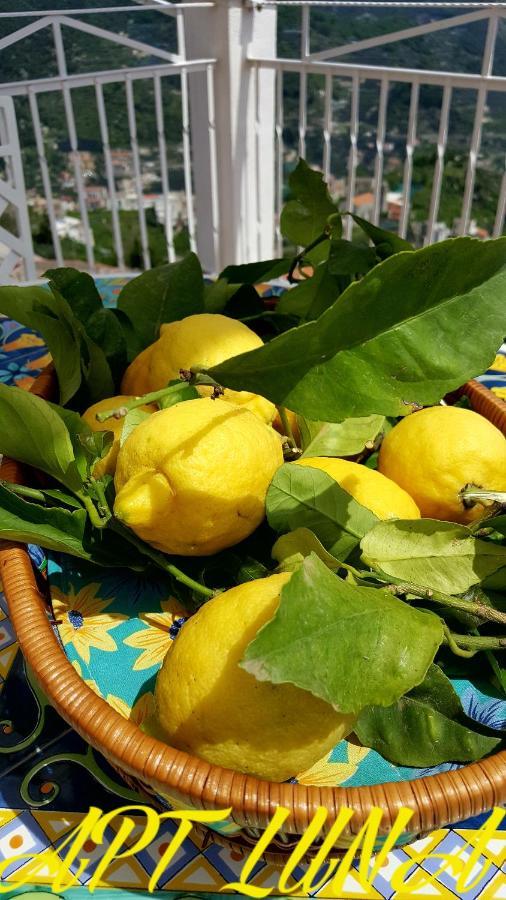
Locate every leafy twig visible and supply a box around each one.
[460,486,506,512]
[0,481,47,504]
[444,627,506,655]
[277,406,297,450]
[96,382,188,422]
[386,580,506,627]
[110,519,215,600]
[287,232,329,283]
[75,490,108,530]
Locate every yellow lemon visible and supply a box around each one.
[154,573,355,782]
[295,456,420,520]
[121,313,276,423]
[378,405,506,524]
[114,397,284,556]
[81,395,156,477]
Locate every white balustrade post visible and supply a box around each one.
[184,0,277,272]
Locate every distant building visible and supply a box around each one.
[110,150,134,178]
[386,191,403,222]
[56,216,94,246]
[117,191,187,225]
[352,191,374,220]
[430,222,452,243]
[84,185,110,210]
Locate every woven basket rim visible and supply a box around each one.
[1,368,506,836]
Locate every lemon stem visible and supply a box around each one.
[87,477,111,522]
[0,481,47,503]
[385,580,506,627]
[287,232,328,283]
[96,383,186,422]
[443,626,478,658]
[277,406,297,449]
[444,627,506,656]
[75,490,108,530]
[460,487,506,507]
[110,520,215,599]
[335,560,506,627]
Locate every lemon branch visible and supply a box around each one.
[277,406,297,450]
[385,580,506,627]
[460,487,506,509]
[0,481,47,503]
[335,559,506,627]
[110,520,215,599]
[444,628,506,656]
[96,382,188,422]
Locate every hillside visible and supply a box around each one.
[0,0,504,257]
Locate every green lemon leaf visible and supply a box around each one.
[361,519,506,594]
[473,514,506,537]
[272,527,341,572]
[110,308,144,363]
[204,279,244,313]
[209,237,506,422]
[0,384,81,491]
[328,238,377,275]
[299,414,385,458]
[280,160,336,255]
[85,307,128,388]
[241,554,444,714]
[355,664,501,766]
[0,285,82,405]
[47,400,113,480]
[276,263,346,322]
[266,463,379,560]
[349,214,414,257]
[219,259,289,284]
[485,651,506,697]
[117,252,204,349]
[120,408,152,447]
[44,267,102,323]
[0,482,90,558]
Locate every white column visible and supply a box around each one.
[184,0,277,272]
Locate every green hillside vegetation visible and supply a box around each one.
[0,0,504,261]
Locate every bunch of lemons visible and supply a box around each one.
[82,311,506,782]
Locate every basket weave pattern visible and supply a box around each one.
[1,367,506,856]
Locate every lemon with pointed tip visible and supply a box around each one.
[296,456,421,520]
[114,397,284,556]
[121,313,276,423]
[154,573,355,782]
[378,405,506,523]
[81,395,156,478]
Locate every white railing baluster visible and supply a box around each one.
[177,10,197,255]
[399,79,419,239]
[459,11,498,235]
[206,62,220,268]
[372,78,389,226]
[344,73,360,240]
[322,72,332,182]
[153,73,175,263]
[425,83,451,244]
[275,68,284,256]
[298,4,309,158]
[52,20,95,270]
[27,86,63,266]
[125,74,151,270]
[493,169,506,239]
[95,80,125,270]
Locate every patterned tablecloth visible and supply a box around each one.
[0,276,505,899]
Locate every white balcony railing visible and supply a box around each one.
[0,1,505,282]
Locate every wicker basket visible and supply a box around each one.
[1,367,506,861]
